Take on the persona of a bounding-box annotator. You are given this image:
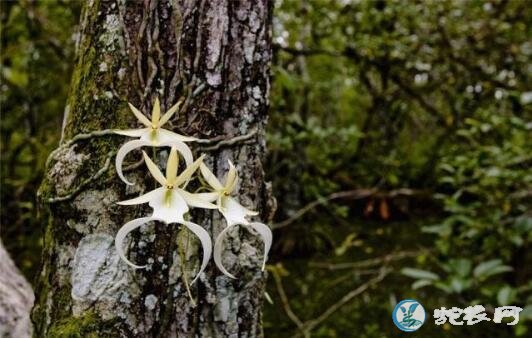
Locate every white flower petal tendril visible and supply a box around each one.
[115,147,216,283]
[114,98,196,185]
[113,99,273,282]
[114,216,212,284]
[200,161,272,278]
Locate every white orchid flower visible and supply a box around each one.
[200,161,272,279]
[114,98,197,185]
[115,148,217,284]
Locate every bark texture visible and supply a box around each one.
[33,0,273,337]
[0,240,34,338]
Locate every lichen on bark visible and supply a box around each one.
[33,0,273,337]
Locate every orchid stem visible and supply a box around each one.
[178,226,196,307]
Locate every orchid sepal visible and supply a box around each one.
[114,216,212,284]
[199,161,272,278]
[213,221,272,279]
[117,149,215,223]
[114,99,198,185]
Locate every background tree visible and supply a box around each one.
[2,0,531,337]
[30,0,273,336]
[0,239,33,338]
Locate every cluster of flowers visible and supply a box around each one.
[113,98,272,283]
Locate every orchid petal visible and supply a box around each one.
[114,128,149,137]
[220,196,257,226]
[181,221,212,284]
[248,222,272,271]
[149,188,188,224]
[158,128,197,143]
[199,163,224,191]
[174,155,205,187]
[194,192,219,203]
[128,102,151,127]
[158,100,182,127]
[166,147,178,184]
[117,188,162,206]
[116,139,152,185]
[213,222,272,278]
[115,217,154,269]
[142,151,167,186]
[179,189,218,209]
[224,160,238,193]
[158,140,193,169]
[151,97,161,126]
[213,224,237,279]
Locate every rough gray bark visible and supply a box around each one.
[0,239,34,338]
[32,0,273,337]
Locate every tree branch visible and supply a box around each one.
[297,267,390,337]
[270,266,307,336]
[272,188,427,229]
[309,250,422,271]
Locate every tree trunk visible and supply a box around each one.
[32,0,273,337]
[0,240,34,338]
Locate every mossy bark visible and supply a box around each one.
[32,0,273,337]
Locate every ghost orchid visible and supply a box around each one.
[115,147,217,283]
[114,98,197,185]
[200,161,272,279]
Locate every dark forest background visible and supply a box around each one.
[1,0,531,337]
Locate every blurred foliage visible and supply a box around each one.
[1,0,80,280]
[0,0,531,337]
[265,0,531,337]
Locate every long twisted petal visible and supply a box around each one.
[181,221,212,284]
[158,140,194,169]
[115,217,154,269]
[116,139,152,185]
[213,222,272,278]
[248,222,272,271]
[213,224,237,279]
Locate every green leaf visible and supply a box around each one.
[520,305,532,320]
[401,268,440,281]
[451,259,472,277]
[434,281,453,294]
[422,223,452,236]
[497,286,516,306]
[473,260,513,279]
[412,279,433,290]
[449,277,471,294]
[334,233,357,256]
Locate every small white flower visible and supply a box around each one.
[200,161,272,278]
[114,98,197,185]
[115,147,217,283]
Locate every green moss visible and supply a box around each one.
[46,309,121,338]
